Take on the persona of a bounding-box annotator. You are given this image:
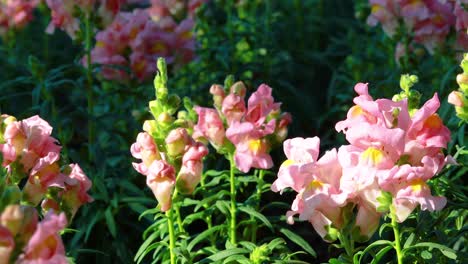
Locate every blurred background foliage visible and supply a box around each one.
[0,0,466,263]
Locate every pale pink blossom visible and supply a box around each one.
[176,142,208,194]
[146,160,176,211]
[193,106,226,147]
[131,132,161,175]
[226,122,273,173]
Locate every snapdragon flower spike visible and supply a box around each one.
[193,82,290,172]
[131,58,209,210]
[274,82,453,243]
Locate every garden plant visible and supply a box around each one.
[0,0,466,263]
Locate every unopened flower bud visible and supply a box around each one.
[165,128,191,157]
[448,91,464,107]
[157,112,173,124]
[229,81,247,98]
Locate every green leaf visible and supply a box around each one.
[421,250,432,260]
[135,232,160,263]
[104,208,117,238]
[187,225,223,252]
[279,228,317,258]
[202,248,249,262]
[370,246,393,264]
[404,242,457,260]
[238,206,273,230]
[403,233,415,249]
[354,240,393,264]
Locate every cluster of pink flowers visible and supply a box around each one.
[194,82,291,173]
[45,0,125,39]
[0,208,68,263]
[272,83,453,241]
[0,0,40,37]
[0,115,93,220]
[367,0,468,56]
[89,0,205,81]
[131,128,208,211]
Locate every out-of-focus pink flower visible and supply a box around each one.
[131,132,161,175]
[45,0,80,39]
[193,106,225,147]
[0,205,38,244]
[226,122,273,172]
[0,0,40,35]
[367,0,400,36]
[177,142,208,194]
[0,225,14,264]
[147,160,176,211]
[18,212,68,264]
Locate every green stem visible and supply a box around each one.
[166,206,176,264]
[338,231,354,258]
[391,207,404,264]
[229,153,237,245]
[84,12,95,161]
[251,169,265,243]
[172,189,184,233]
[200,173,215,246]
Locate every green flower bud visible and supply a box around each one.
[250,244,270,264]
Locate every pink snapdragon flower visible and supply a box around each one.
[146,160,176,212]
[17,212,68,264]
[2,115,61,172]
[272,138,353,241]
[275,82,453,242]
[367,0,400,36]
[226,121,273,173]
[193,106,226,147]
[58,164,94,218]
[177,142,208,194]
[222,93,247,124]
[131,132,161,175]
[194,82,290,172]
